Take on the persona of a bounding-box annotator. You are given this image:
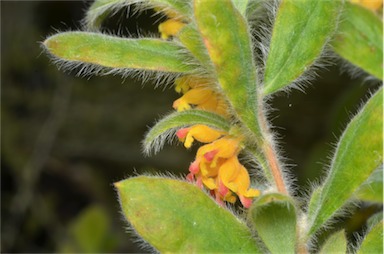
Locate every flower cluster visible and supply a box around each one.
[158,17,260,208]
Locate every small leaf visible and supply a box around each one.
[248,193,297,254]
[263,0,342,95]
[143,110,230,155]
[355,166,383,203]
[357,219,383,254]
[308,88,383,236]
[44,32,195,74]
[332,2,383,79]
[319,230,347,254]
[115,176,261,253]
[85,0,192,30]
[307,186,322,221]
[194,0,261,138]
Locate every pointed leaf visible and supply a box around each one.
[85,0,192,30]
[263,0,342,95]
[143,110,230,155]
[307,186,322,222]
[115,176,261,253]
[194,0,261,138]
[248,193,297,254]
[308,88,383,236]
[332,2,383,79]
[319,230,347,254]
[355,166,383,203]
[357,219,383,254]
[44,32,195,74]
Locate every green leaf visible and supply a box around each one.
[357,219,383,254]
[355,166,383,203]
[143,110,230,155]
[248,193,297,254]
[308,88,383,236]
[178,24,212,69]
[232,0,249,15]
[263,0,342,95]
[44,32,195,74]
[85,0,192,30]
[307,186,322,221]
[115,176,261,253]
[194,0,261,138]
[319,230,347,254]
[332,2,383,79]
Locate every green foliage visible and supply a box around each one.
[308,88,383,236]
[43,0,383,252]
[357,219,383,254]
[194,0,261,138]
[319,230,347,254]
[332,2,383,79]
[44,32,195,73]
[115,176,261,253]
[263,0,342,95]
[248,193,297,254]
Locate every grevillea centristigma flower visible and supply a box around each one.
[177,125,260,208]
[172,76,229,116]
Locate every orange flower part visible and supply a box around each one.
[158,19,185,40]
[176,125,226,148]
[173,88,214,112]
[174,76,207,94]
[350,0,383,11]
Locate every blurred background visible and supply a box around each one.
[1,1,382,252]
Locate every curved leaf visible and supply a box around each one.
[85,0,192,30]
[319,230,347,254]
[44,32,195,74]
[194,0,261,138]
[248,193,297,254]
[143,110,230,155]
[308,88,383,236]
[115,176,261,253]
[332,2,383,79]
[263,0,342,95]
[357,219,383,254]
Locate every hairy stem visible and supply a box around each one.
[263,141,287,194]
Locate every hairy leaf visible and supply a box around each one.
[332,2,383,79]
[115,176,261,253]
[308,88,383,236]
[143,110,230,155]
[85,0,192,30]
[44,32,195,74]
[357,219,383,254]
[263,0,342,95]
[248,193,297,254]
[194,0,261,138]
[319,230,347,254]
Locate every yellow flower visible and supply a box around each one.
[180,125,260,208]
[172,76,230,116]
[158,19,185,40]
[350,0,383,11]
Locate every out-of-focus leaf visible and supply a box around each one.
[85,0,192,30]
[332,2,383,79]
[263,0,342,95]
[115,176,261,253]
[194,0,261,138]
[357,219,383,254]
[308,88,383,236]
[248,193,297,254]
[355,165,383,203]
[319,230,347,254]
[44,32,195,73]
[143,109,230,155]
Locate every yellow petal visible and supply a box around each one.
[158,19,185,39]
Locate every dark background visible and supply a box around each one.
[1,1,381,252]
